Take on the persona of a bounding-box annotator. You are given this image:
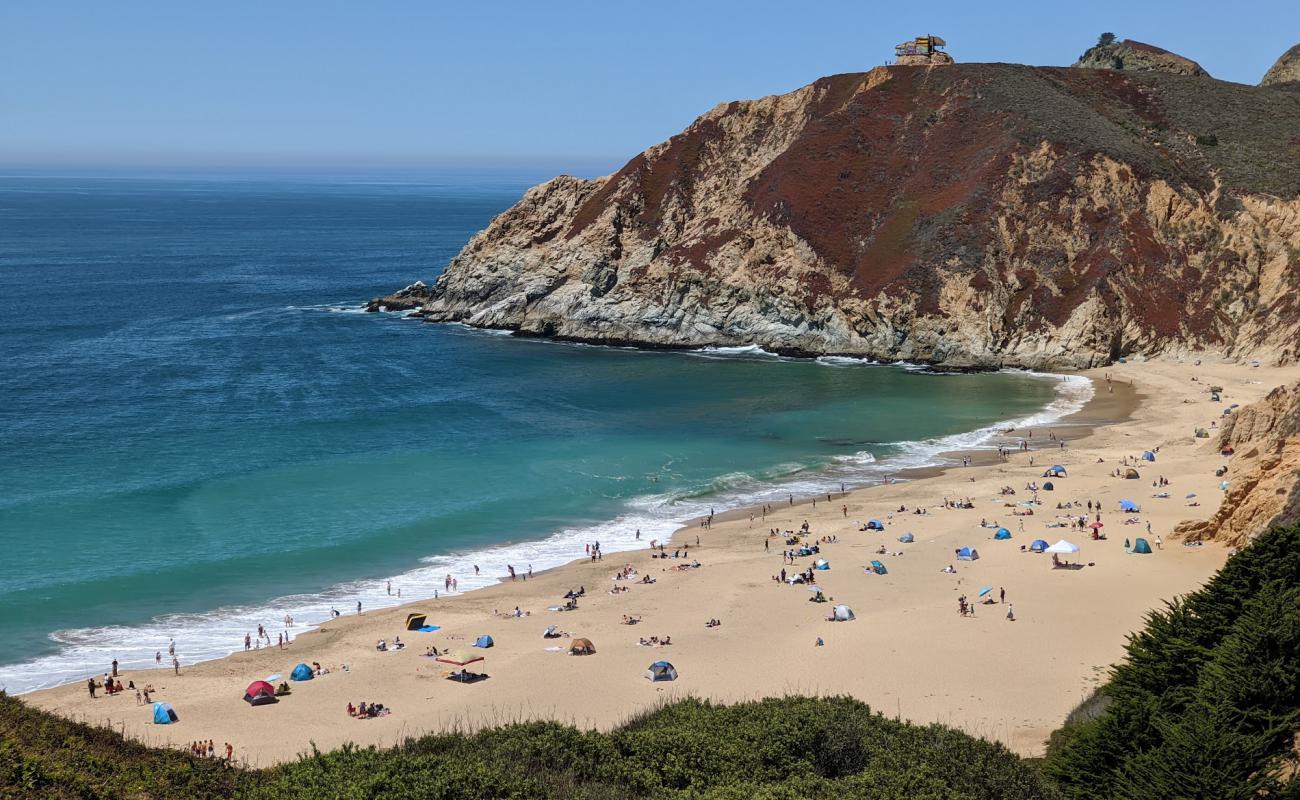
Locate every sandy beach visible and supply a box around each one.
[25,358,1300,766]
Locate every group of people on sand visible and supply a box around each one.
[188,739,233,762]
[375,636,404,652]
[638,635,672,647]
[347,700,390,719]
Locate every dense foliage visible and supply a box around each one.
[0,693,1054,799]
[1043,522,1300,799]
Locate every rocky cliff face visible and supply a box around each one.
[1073,39,1208,77]
[1261,43,1300,87]
[375,63,1300,368]
[1178,380,1300,545]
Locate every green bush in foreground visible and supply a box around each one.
[1,692,1055,799]
[1043,522,1300,800]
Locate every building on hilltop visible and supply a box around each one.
[893,35,953,66]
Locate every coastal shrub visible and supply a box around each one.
[1042,522,1300,799]
[0,691,1057,799]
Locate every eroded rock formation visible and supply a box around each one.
[375,62,1300,368]
[1261,43,1300,87]
[1073,39,1208,77]
[1178,380,1300,545]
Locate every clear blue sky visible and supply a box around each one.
[2,0,1294,174]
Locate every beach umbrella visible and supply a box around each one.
[806,585,823,592]
[1090,521,1104,529]
[265,674,282,682]
[1044,540,1080,554]
[1119,500,1139,512]
[978,586,993,597]
[436,651,484,667]
[1186,493,1197,499]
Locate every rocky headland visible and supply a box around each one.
[372,44,1300,370]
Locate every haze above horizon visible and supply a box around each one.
[3,0,1294,176]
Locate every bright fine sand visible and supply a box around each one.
[26,359,1300,765]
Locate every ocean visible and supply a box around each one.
[0,170,1089,693]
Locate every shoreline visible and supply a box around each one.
[24,356,1293,766]
[0,365,1087,697]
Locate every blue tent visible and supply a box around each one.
[474,635,494,648]
[866,519,884,530]
[152,702,178,725]
[290,663,314,681]
[870,560,887,575]
[645,661,678,681]
[1133,538,1153,554]
[1142,451,1156,461]
[813,559,830,570]
[956,547,979,561]
[898,533,914,543]
[1030,539,1049,553]
[1043,481,1054,491]
[994,528,1012,540]
[1119,500,1139,512]
[1049,465,1066,476]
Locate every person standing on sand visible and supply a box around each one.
[168,639,175,657]
[387,581,391,596]
[244,633,251,651]
[172,655,179,675]
[842,505,847,517]
[1000,587,1006,604]
[155,651,161,666]
[87,678,96,698]
[111,659,118,677]
[1156,534,1163,550]
[1007,604,1015,622]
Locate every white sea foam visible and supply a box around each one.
[0,370,1093,695]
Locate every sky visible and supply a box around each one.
[2,0,1295,175]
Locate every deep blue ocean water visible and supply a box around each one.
[0,171,1084,692]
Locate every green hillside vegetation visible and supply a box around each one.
[1043,522,1300,799]
[3,522,1298,799]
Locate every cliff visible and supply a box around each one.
[1073,39,1208,77]
[1260,43,1300,87]
[374,63,1300,368]
[1178,379,1300,546]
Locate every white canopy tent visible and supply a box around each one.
[1044,540,1080,554]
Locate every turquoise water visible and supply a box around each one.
[0,172,1080,692]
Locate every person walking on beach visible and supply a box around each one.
[244,633,251,651]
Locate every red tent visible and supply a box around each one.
[244,680,277,705]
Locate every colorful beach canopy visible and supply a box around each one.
[473,635,494,648]
[405,613,429,631]
[1030,539,1049,552]
[994,528,1012,540]
[569,638,596,655]
[152,702,178,724]
[1044,539,1080,554]
[646,661,678,681]
[290,663,313,681]
[243,681,277,706]
[956,547,979,560]
[870,560,887,575]
[1119,500,1139,512]
[436,651,484,667]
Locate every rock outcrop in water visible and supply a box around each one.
[374,56,1300,368]
[1178,379,1300,546]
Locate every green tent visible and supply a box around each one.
[1133,538,1153,554]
